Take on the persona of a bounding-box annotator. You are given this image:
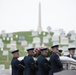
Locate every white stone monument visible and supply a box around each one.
[3,50,9,61]
[70,35,76,41]
[7,44,11,48]
[8,33,13,38]
[60,37,69,45]
[35,43,41,48]
[1,30,6,38]
[18,36,25,43]
[33,37,40,44]
[0,64,5,73]
[10,41,16,51]
[32,31,38,37]
[0,42,4,51]
[21,41,28,47]
[52,35,59,42]
[43,37,49,44]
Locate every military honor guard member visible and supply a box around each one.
[11,50,24,75]
[36,48,50,75]
[67,45,76,60]
[49,44,63,75]
[24,48,36,75]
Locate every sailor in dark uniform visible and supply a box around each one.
[24,48,36,75]
[49,44,63,75]
[67,46,76,60]
[11,50,24,75]
[36,48,50,75]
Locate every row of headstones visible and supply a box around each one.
[0,30,76,45]
[0,36,76,51]
[1,31,76,43]
[1,42,76,56]
[0,30,76,51]
[0,35,75,50]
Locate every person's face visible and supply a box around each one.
[41,50,48,56]
[53,47,59,53]
[28,50,35,56]
[69,50,75,55]
[13,52,19,58]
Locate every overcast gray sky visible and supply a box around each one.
[0,0,76,33]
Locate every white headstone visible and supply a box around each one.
[8,33,13,38]
[1,30,6,38]
[0,64,5,70]
[52,35,59,42]
[70,35,76,41]
[3,50,9,61]
[62,46,68,52]
[7,44,11,48]
[10,41,16,51]
[10,44,17,51]
[43,37,49,43]
[60,37,69,45]
[68,43,76,48]
[52,41,59,46]
[3,50,9,56]
[21,41,28,46]
[0,39,2,42]
[18,36,25,43]
[0,64,5,73]
[60,33,66,38]
[46,34,51,39]
[35,43,40,48]
[32,31,38,37]
[0,42,4,49]
[53,29,65,37]
[33,37,40,44]
[10,41,16,44]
